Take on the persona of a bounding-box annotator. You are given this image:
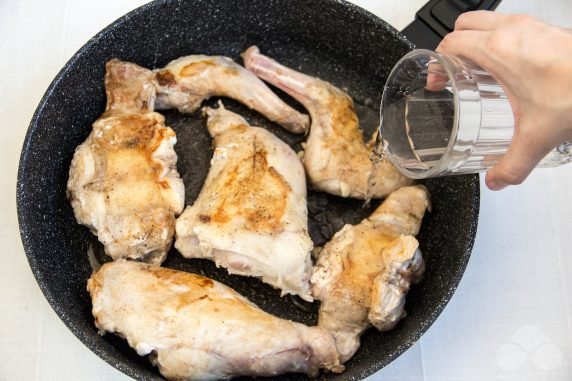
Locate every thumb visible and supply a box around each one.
[485,120,553,191]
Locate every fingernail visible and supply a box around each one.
[488,180,507,191]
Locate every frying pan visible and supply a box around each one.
[17,0,500,379]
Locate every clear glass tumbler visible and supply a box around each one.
[377,49,572,179]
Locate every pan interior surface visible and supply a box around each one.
[17,1,479,380]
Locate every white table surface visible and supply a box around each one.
[1,0,571,380]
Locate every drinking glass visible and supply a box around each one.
[377,49,572,179]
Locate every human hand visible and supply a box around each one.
[436,11,572,190]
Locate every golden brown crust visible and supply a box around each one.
[202,136,291,234]
[91,114,175,193]
[311,186,430,362]
[179,59,241,78]
[155,70,177,87]
[68,60,184,264]
[334,228,395,308]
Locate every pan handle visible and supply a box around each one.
[402,0,502,49]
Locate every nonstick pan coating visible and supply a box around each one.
[17,0,479,380]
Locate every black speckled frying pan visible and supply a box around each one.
[17,0,500,380]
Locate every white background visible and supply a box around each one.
[1,0,571,380]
